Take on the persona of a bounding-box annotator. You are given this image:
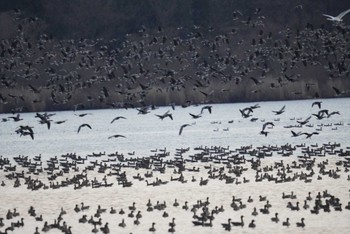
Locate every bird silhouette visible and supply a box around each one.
[200,105,212,114]
[77,124,92,133]
[110,116,126,124]
[55,120,67,124]
[155,110,173,120]
[75,113,92,117]
[332,86,343,96]
[272,105,285,115]
[179,124,191,135]
[239,107,253,118]
[8,114,23,122]
[262,122,274,131]
[108,134,126,139]
[189,113,202,119]
[297,116,311,125]
[327,111,340,118]
[16,125,34,140]
[312,101,322,109]
[302,132,319,139]
[291,130,302,137]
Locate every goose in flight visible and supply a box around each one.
[323,9,350,22]
[327,111,340,118]
[250,103,261,110]
[302,132,319,139]
[108,134,126,139]
[262,122,274,131]
[189,113,202,119]
[155,110,173,120]
[297,116,311,125]
[272,105,285,115]
[55,120,67,124]
[291,130,302,137]
[8,114,23,122]
[313,109,329,120]
[35,112,52,129]
[16,125,34,140]
[311,101,322,109]
[75,113,92,117]
[179,124,191,135]
[77,124,92,133]
[137,107,150,115]
[239,107,253,118]
[260,130,269,136]
[110,116,126,123]
[200,105,212,114]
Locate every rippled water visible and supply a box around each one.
[0,98,349,234]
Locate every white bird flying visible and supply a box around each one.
[323,9,350,22]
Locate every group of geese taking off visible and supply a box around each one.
[0,6,350,115]
[7,97,343,143]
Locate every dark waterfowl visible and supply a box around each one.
[77,124,92,133]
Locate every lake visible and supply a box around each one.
[0,98,349,234]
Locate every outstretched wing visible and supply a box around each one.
[108,134,126,139]
[179,124,190,135]
[111,116,126,123]
[179,126,184,135]
[304,116,311,122]
[262,122,274,131]
[111,117,118,123]
[322,14,334,19]
[337,9,350,19]
[78,124,91,133]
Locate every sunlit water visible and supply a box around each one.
[0,98,349,234]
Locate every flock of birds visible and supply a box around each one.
[0,141,350,233]
[1,6,350,234]
[1,99,345,142]
[0,8,350,114]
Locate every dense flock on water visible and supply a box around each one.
[0,98,350,233]
[0,140,350,233]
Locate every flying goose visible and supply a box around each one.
[110,116,126,123]
[302,132,319,139]
[179,124,191,135]
[296,116,311,125]
[262,122,274,131]
[272,105,285,115]
[155,110,173,120]
[108,134,126,139]
[323,9,350,22]
[77,124,92,133]
[291,130,302,137]
[311,101,322,109]
[200,105,212,114]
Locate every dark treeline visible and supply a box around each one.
[0,1,350,113]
